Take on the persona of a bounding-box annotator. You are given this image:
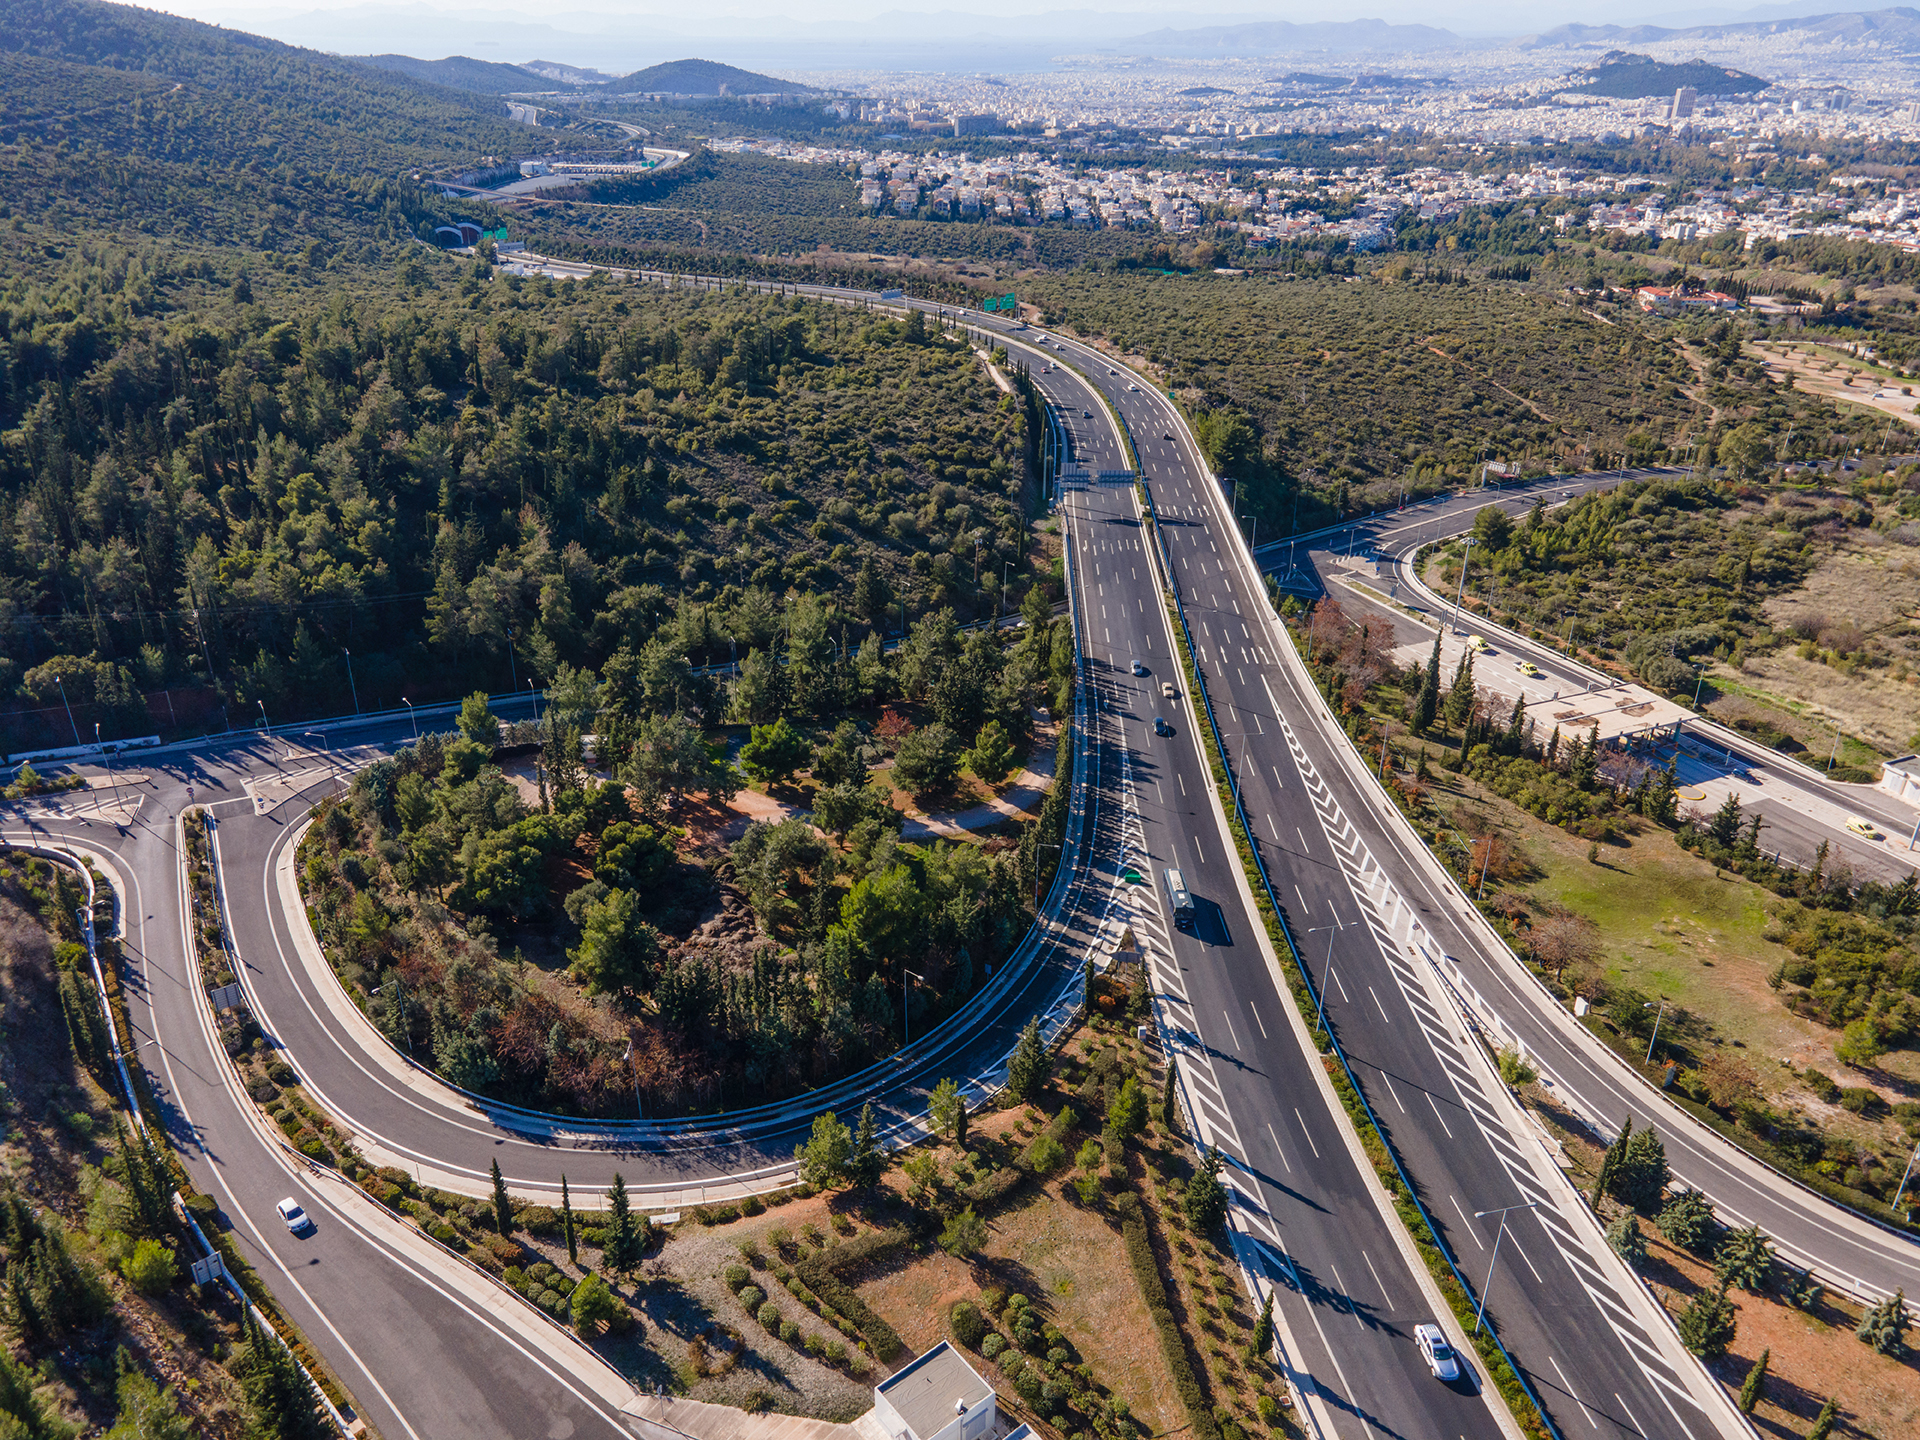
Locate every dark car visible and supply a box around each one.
[1153,717,1173,737]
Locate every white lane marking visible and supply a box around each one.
[1249,1004,1269,1040]
[1294,1109,1321,1159]
[1222,1010,1242,1052]
[1451,1194,1482,1248]
[1328,1265,1366,1328]
[1193,837,1205,865]
[1382,1073,1408,1114]
[1615,1393,1648,1438]
[1265,1121,1294,1174]
[1549,1356,1599,1431]
[1426,1090,1455,1139]
[1370,986,1393,1024]
[1362,1250,1396,1312]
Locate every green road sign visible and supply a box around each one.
[982,293,1019,313]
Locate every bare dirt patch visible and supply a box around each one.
[1751,342,1920,429]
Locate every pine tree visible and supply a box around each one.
[1504,694,1526,753]
[1856,1288,1909,1357]
[1006,1018,1050,1102]
[1808,1398,1838,1440]
[1716,1223,1774,1293]
[1412,634,1441,733]
[603,1173,639,1275]
[849,1102,884,1189]
[1605,1211,1646,1267]
[1249,1292,1275,1361]
[1677,1283,1736,1361]
[1737,1348,1769,1415]
[1445,650,1475,729]
[561,1174,577,1267]
[1159,1061,1179,1133]
[491,1158,513,1237]
[1185,1146,1228,1234]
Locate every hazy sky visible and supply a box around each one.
[132,0,1825,69]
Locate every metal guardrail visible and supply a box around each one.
[1138,480,1564,1440]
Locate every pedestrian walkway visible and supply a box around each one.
[619,1393,885,1440]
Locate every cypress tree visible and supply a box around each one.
[1160,1060,1178,1133]
[1737,1349,1768,1414]
[561,1174,577,1266]
[490,1159,513,1237]
[603,1173,638,1275]
[1808,1398,1838,1440]
[1593,1115,1629,1208]
[849,1102,883,1189]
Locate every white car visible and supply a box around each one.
[1128,383,1139,391]
[276,1197,313,1234]
[1414,1323,1460,1381]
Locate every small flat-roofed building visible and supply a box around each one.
[1881,755,1920,810]
[871,1341,995,1440]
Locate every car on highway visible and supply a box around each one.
[1414,1323,1460,1382]
[1083,410,1093,418]
[1161,681,1176,699]
[1128,383,1139,391]
[1844,815,1881,839]
[1163,433,1174,441]
[1516,660,1542,678]
[276,1197,313,1234]
[1107,367,1118,375]
[1153,717,1173,737]
[1131,659,1149,676]
[1464,634,1488,653]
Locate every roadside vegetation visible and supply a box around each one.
[1291,597,1920,1230]
[0,850,333,1439]
[294,592,1075,1117]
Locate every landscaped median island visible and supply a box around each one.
[283,589,1076,1120]
[1283,577,1920,1429]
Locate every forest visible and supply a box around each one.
[0,243,1036,748]
[1027,269,1708,532]
[298,588,1072,1116]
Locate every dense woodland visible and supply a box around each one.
[0,250,1033,746]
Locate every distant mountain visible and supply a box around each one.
[520,60,619,86]
[614,58,813,95]
[1113,19,1463,57]
[1564,49,1770,96]
[1520,7,1920,51]
[355,54,550,93]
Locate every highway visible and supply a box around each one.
[10,268,1915,1440]
[1042,360,1510,1440]
[987,312,1920,1363]
[1028,360,1732,1440]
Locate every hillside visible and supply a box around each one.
[1567,50,1770,99]
[356,52,550,93]
[615,57,813,95]
[0,0,571,265]
[1521,7,1920,53]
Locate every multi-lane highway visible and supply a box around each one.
[10,270,1917,1440]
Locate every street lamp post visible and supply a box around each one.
[903,969,926,1046]
[255,699,269,734]
[53,675,79,746]
[1644,997,1669,1064]
[1306,917,1345,1036]
[623,1039,643,1121]
[1471,1201,1542,1334]
[1240,513,1258,552]
[1892,1132,1920,1213]
[401,697,418,741]
[1451,537,1476,635]
[527,680,539,725]
[343,648,360,715]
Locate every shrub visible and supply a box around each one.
[758,1300,782,1330]
[121,1238,177,1295]
[724,1264,750,1291]
[780,1320,800,1344]
[1117,1191,1223,1440]
[951,1301,988,1349]
[1856,1289,1909,1357]
[741,1193,766,1217]
[1657,1189,1718,1254]
[1605,1211,1645,1267]
[981,1333,1007,1359]
[794,1225,908,1360]
[1677,1286,1736,1361]
[738,1285,765,1313]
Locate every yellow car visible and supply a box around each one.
[1844,816,1880,839]
[1465,634,1488,653]
[1516,660,1542,678]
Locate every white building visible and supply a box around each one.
[870,1342,997,1440]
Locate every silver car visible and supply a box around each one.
[1414,1323,1460,1381]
